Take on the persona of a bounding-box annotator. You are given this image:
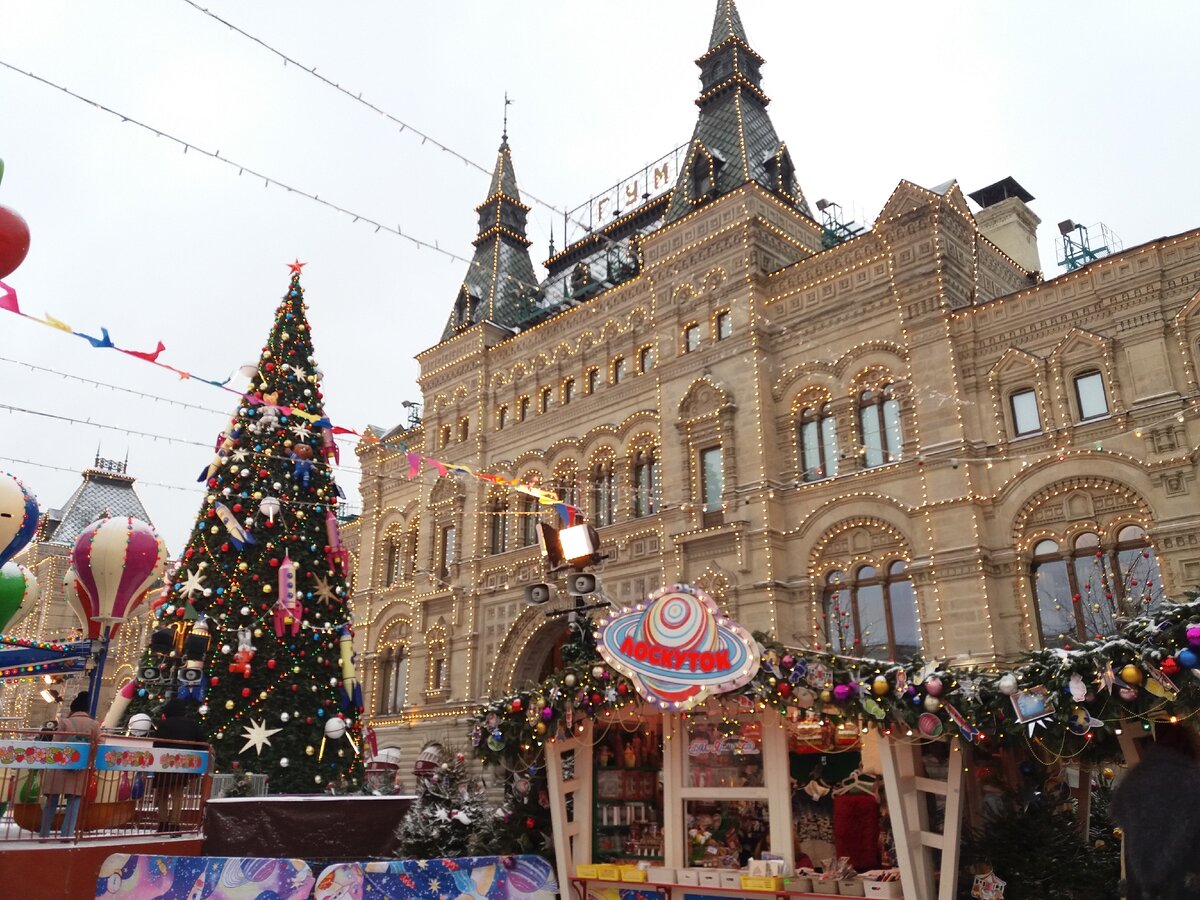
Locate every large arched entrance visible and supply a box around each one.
[493,608,572,694]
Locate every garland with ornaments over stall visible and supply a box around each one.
[472,592,1200,769]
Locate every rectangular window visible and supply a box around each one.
[612,357,626,384]
[715,310,731,340]
[431,657,444,689]
[700,447,723,513]
[1074,371,1108,420]
[540,387,552,414]
[638,345,655,373]
[1010,389,1041,436]
[684,323,701,353]
[439,525,456,580]
[586,368,599,394]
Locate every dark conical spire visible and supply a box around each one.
[441,136,541,341]
[664,0,811,224]
[708,0,749,51]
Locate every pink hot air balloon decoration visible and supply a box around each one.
[61,564,100,639]
[71,516,168,632]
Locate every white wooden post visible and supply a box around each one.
[545,718,594,896]
[879,734,965,900]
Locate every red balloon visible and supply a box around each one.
[0,204,30,279]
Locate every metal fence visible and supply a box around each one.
[0,727,213,843]
[210,772,270,798]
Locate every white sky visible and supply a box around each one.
[1,0,1196,553]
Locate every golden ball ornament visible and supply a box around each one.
[1120,665,1143,685]
[872,676,890,696]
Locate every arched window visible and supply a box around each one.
[585,368,600,395]
[539,386,553,414]
[377,646,408,715]
[683,323,701,354]
[562,378,575,406]
[859,385,902,468]
[486,496,508,555]
[516,396,530,422]
[1033,526,1163,647]
[633,447,659,517]
[823,563,919,660]
[638,345,655,374]
[1112,525,1162,614]
[426,631,447,694]
[591,458,616,526]
[496,405,508,430]
[383,533,401,587]
[715,310,732,341]
[611,357,627,385]
[439,424,452,449]
[457,417,470,442]
[553,463,579,511]
[403,520,419,579]
[799,403,839,481]
[516,493,539,547]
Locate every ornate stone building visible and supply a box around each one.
[344,0,1200,775]
[1,456,160,727]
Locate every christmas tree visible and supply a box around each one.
[395,742,487,860]
[136,263,362,793]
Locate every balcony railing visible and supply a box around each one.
[0,727,213,844]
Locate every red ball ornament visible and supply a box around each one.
[305,717,313,725]
[259,469,269,478]
[185,549,195,559]
[0,201,31,280]
[267,659,277,670]
[1161,656,1180,677]
[778,682,793,698]
[591,693,602,705]
[241,688,251,698]
[617,683,628,695]
[291,684,299,692]
[264,362,275,372]
[221,543,231,553]
[525,817,536,830]
[210,676,220,686]
[232,503,243,513]
[510,699,522,713]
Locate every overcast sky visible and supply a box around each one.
[1,1,1196,554]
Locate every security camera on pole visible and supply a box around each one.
[524,521,611,620]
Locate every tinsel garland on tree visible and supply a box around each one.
[471,594,1200,767]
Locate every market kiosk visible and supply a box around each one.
[539,584,962,900]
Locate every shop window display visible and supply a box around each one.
[592,721,664,863]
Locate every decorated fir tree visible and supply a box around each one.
[136,264,362,793]
[396,742,487,860]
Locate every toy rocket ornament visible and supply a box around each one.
[213,501,256,549]
[338,624,363,711]
[320,427,340,465]
[273,554,302,637]
[324,510,351,573]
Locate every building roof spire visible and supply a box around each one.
[664,0,812,224]
[708,0,749,51]
[440,133,541,341]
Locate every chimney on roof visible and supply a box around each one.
[968,176,1041,274]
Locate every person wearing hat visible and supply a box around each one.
[39,691,100,838]
[151,698,206,833]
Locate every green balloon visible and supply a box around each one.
[0,562,36,632]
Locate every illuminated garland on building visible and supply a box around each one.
[472,595,1200,766]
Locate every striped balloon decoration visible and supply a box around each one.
[0,472,39,569]
[61,564,100,639]
[71,516,168,627]
[0,561,39,631]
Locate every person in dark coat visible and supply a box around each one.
[39,691,100,838]
[1111,745,1200,899]
[151,698,206,832]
